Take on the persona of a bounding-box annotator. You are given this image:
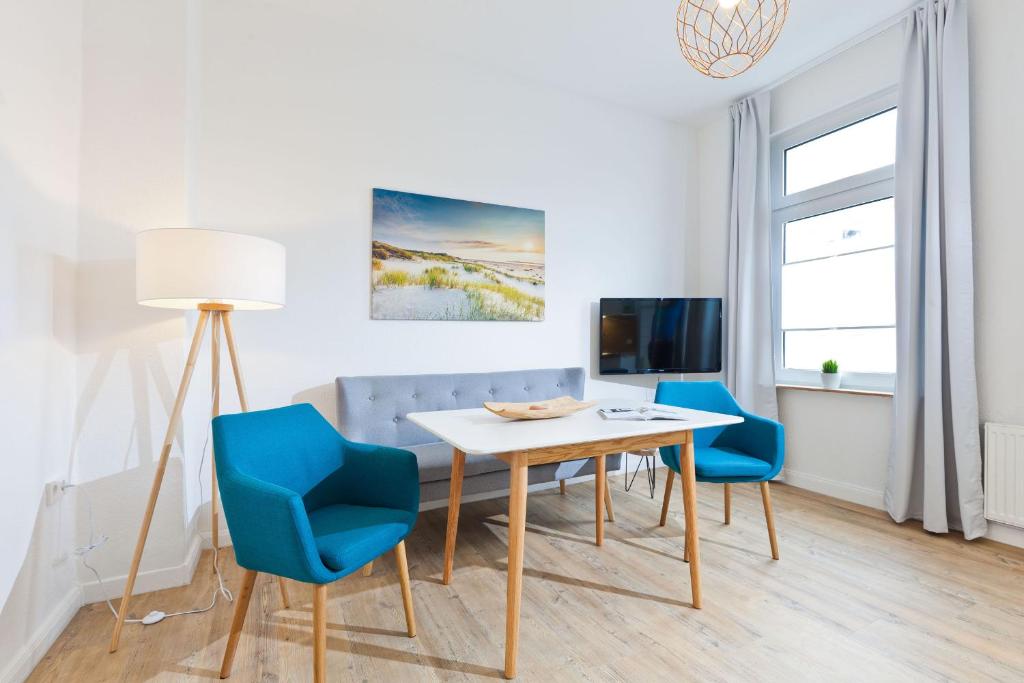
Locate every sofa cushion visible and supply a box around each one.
[406,441,509,484]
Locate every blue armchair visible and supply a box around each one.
[655,381,784,560]
[212,403,419,682]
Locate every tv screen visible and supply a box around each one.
[599,298,722,375]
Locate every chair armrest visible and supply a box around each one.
[335,441,420,514]
[714,411,785,476]
[218,470,337,584]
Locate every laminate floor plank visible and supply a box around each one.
[27,478,1024,682]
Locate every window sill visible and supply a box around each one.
[776,383,893,398]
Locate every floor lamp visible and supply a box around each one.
[109,228,288,653]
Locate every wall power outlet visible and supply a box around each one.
[45,480,68,505]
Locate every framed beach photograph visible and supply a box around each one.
[371,188,545,321]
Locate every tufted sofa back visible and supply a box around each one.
[336,367,585,447]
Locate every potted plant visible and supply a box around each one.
[820,359,841,389]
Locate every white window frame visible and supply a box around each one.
[770,87,898,391]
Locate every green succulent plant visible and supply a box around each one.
[821,359,839,374]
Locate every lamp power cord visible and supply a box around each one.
[71,393,233,626]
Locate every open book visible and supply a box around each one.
[597,406,688,422]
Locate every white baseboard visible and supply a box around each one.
[79,532,204,604]
[781,468,885,510]
[0,586,82,683]
[985,520,1024,550]
[199,527,233,549]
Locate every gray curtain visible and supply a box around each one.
[725,92,777,420]
[886,0,986,539]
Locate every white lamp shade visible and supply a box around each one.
[136,228,286,310]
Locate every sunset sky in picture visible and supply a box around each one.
[372,188,545,264]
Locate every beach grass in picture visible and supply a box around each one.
[371,188,545,321]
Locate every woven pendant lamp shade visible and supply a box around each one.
[677,0,790,79]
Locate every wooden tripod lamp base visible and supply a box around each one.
[109,228,286,653]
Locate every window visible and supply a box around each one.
[771,90,897,390]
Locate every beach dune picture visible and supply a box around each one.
[371,188,545,321]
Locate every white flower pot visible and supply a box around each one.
[820,372,842,389]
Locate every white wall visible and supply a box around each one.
[71,0,198,601]
[65,0,695,603]
[1,1,202,678]
[691,2,1024,547]
[969,0,1024,547]
[189,1,692,459]
[971,1,1024,429]
[0,0,82,678]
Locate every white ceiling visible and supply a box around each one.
[321,0,915,122]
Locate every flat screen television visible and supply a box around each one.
[599,298,722,375]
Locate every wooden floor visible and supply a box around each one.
[30,475,1024,682]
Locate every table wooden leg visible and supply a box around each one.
[594,455,606,546]
[504,453,528,679]
[680,437,701,608]
[443,448,466,585]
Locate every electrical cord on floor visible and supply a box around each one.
[71,392,233,626]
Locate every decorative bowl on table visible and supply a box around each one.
[483,396,598,420]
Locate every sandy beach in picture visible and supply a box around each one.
[371,189,545,321]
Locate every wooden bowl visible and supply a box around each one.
[483,396,598,420]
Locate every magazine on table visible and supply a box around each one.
[597,406,688,422]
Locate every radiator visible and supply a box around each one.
[984,422,1024,528]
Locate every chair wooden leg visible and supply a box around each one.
[220,569,257,679]
[760,481,780,560]
[660,469,675,527]
[443,448,465,585]
[278,577,290,608]
[559,480,566,495]
[394,541,416,637]
[361,561,373,577]
[313,583,327,683]
[724,483,732,525]
[603,474,615,523]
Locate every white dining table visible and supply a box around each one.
[408,399,742,679]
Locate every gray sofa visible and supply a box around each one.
[336,367,622,503]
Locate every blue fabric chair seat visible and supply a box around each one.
[660,445,775,482]
[308,504,416,573]
[694,447,773,480]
